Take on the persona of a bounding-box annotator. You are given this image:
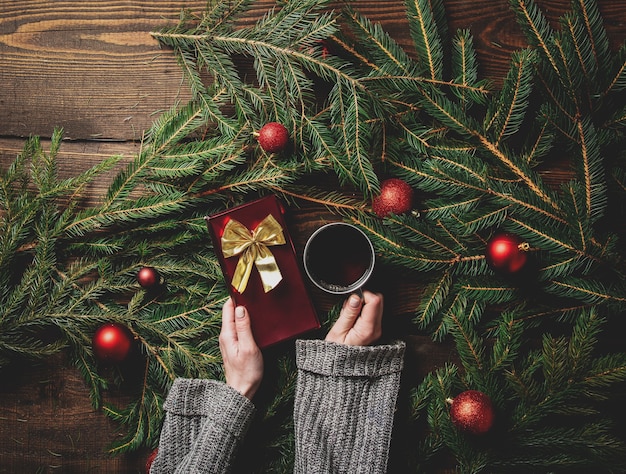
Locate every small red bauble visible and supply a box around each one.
[449,390,495,435]
[145,448,158,473]
[372,178,414,217]
[256,122,289,153]
[92,323,133,363]
[137,266,159,288]
[485,232,528,274]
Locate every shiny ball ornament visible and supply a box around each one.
[256,122,289,153]
[137,266,159,289]
[145,448,158,473]
[485,232,528,274]
[92,323,133,363]
[449,390,495,435]
[372,178,414,217]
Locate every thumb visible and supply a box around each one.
[234,306,256,346]
[331,294,363,335]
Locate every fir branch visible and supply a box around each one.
[445,296,486,371]
[71,342,108,409]
[405,0,444,80]
[545,277,626,305]
[506,215,590,260]
[454,203,511,235]
[354,216,455,272]
[342,7,414,76]
[458,277,521,305]
[451,29,488,107]
[574,117,607,223]
[509,0,561,83]
[501,424,626,469]
[571,0,611,78]
[104,375,161,454]
[421,195,482,221]
[603,43,626,94]
[485,49,537,145]
[568,308,602,377]
[416,85,560,211]
[561,12,597,93]
[584,355,626,389]
[522,116,554,165]
[391,151,566,226]
[270,186,366,213]
[490,311,523,372]
[416,271,452,328]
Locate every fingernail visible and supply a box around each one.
[349,294,361,308]
[236,306,246,319]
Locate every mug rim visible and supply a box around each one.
[303,222,375,295]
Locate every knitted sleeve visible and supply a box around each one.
[150,378,256,474]
[293,339,406,474]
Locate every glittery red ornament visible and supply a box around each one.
[485,232,528,274]
[92,322,133,363]
[256,122,289,153]
[137,266,159,289]
[449,390,495,435]
[372,178,414,217]
[145,448,158,473]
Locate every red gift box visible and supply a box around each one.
[205,195,320,348]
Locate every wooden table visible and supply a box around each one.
[1,1,625,471]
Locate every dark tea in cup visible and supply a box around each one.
[303,222,375,294]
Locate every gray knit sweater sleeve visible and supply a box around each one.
[293,339,406,474]
[150,378,255,474]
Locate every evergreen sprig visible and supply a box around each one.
[1,0,625,470]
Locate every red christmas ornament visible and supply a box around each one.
[256,122,289,153]
[372,178,414,217]
[92,322,133,363]
[145,448,158,473]
[137,266,159,288]
[485,232,528,274]
[449,390,495,435]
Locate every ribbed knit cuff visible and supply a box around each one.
[295,339,405,377]
[163,378,255,439]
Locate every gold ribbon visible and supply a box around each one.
[221,214,286,293]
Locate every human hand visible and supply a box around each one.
[219,298,264,400]
[325,291,383,346]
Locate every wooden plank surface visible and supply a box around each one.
[3,0,623,142]
[1,0,625,471]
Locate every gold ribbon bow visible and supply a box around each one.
[221,214,286,293]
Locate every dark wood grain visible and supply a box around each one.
[2,0,623,142]
[0,353,144,472]
[0,0,625,471]
[7,0,624,142]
